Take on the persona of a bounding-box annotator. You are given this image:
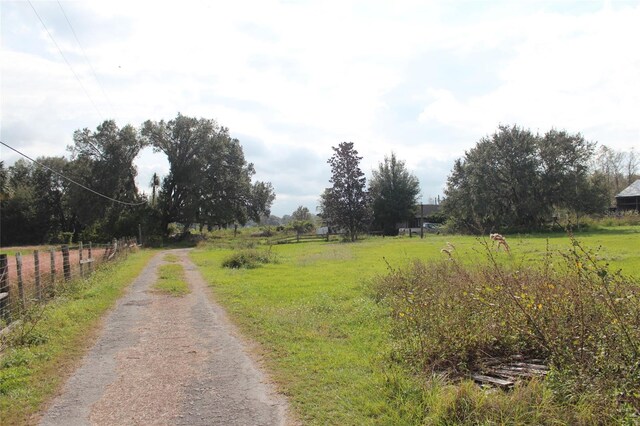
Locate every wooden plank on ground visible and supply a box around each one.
[471,374,514,388]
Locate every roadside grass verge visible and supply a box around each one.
[154,263,190,296]
[190,228,640,425]
[0,249,156,425]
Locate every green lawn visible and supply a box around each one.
[190,228,640,425]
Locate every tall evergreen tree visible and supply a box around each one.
[319,142,371,241]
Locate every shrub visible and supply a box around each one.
[376,236,640,416]
[221,248,275,269]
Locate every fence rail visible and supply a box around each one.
[269,233,343,244]
[0,238,138,328]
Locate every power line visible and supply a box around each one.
[56,0,118,121]
[0,140,147,207]
[27,0,105,159]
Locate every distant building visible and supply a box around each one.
[615,179,640,212]
[398,204,442,228]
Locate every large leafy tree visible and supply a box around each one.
[443,125,606,233]
[142,114,274,233]
[369,153,420,235]
[142,114,206,231]
[68,120,145,239]
[319,142,371,241]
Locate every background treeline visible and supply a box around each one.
[315,127,637,239]
[0,114,275,246]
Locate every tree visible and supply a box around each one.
[31,156,69,242]
[369,153,420,235]
[538,129,596,218]
[443,125,541,232]
[291,205,311,221]
[142,114,208,231]
[68,120,145,240]
[289,205,314,235]
[319,142,371,241]
[142,113,274,233]
[1,160,37,245]
[443,125,606,233]
[0,161,9,201]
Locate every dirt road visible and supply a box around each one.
[39,249,289,426]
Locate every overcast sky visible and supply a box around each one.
[2,0,639,216]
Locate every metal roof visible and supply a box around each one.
[616,179,640,198]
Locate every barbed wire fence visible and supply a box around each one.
[0,238,138,329]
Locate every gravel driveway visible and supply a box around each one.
[39,249,290,426]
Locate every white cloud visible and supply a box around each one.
[418,4,640,149]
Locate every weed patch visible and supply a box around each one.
[376,236,640,421]
[221,248,276,269]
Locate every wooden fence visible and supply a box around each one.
[269,233,344,245]
[0,238,137,327]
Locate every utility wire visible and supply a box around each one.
[0,140,147,207]
[27,0,105,159]
[56,0,118,121]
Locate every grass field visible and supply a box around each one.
[190,227,640,424]
[0,249,156,425]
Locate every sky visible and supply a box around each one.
[1,0,639,217]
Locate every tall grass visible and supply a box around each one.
[376,236,640,420]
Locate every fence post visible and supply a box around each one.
[34,250,42,301]
[88,242,93,274]
[16,252,25,308]
[113,238,118,258]
[50,248,56,288]
[62,245,71,281]
[0,254,9,324]
[79,241,84,278]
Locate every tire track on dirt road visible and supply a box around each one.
[39,249,290,426]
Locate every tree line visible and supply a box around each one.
[317,126,637,239]
[2,121,635,245]
[0,114,275,246]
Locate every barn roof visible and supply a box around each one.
[616,179,640,198]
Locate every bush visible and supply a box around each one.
[376,236,640,417]
[221,248,275,269]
